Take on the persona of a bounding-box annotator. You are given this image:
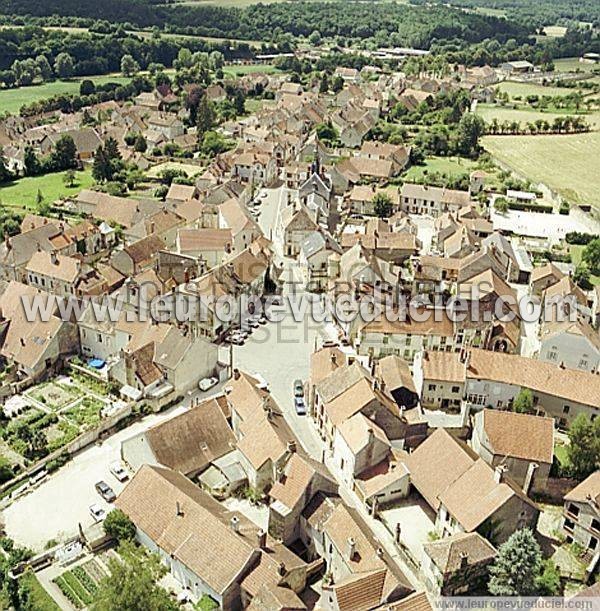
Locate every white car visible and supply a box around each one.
[198,377,218,392]
[260,192,268,199]
[109,461,128,482]
[89,504,106,522]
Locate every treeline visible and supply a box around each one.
[0,26,256,76]
[427,0,600,29]
[0,0,531,47]
[484,115,590,135]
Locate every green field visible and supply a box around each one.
[0,170,94,211]
[476,104,600,128]
[223,64,279,77]
[19,571,60,611]
[496,81,578,99]
[483,131,600,209]
[0,75,131,115]
[554,57,600,74]
[403,155,478,181]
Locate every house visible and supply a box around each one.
[347,185,398,216]
[400,184,472,217]
[499,60,534,75]
[538,319,600,373]
[375,355,419,410]
[482,233,532,284]
[340,224,420,265]
[25,251,82,298]
[218,198,261,253]
[115,465,307,610]
[357,141,410,175]
[177,229,233,269]
[121,396,235,477]
[416,348,600,426]
[166,183,198,205]
[231,151,277,186]
[0,281,78,382]
[110,234,166,277]
[422,532,496,595]
[268,451,338,545]
[405,429,539,544]
[146,113,185,140]
[280,203,319,257]
[299,165,333,220]
[332,413,391,485]
[298,231,341,292]
[471,409,554,494]
[334,67,361,83]
[530,262,564,297]
[319,502,413,609]
[39,128,102,161]
[562,471,600,556]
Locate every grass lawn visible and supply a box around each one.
[542,25,567,38]
[20,571,61,611]
[554,57,600,74]
[0,75,131,115]
[0,169,94,211]
[223,64,279,77]
[403,156,478,181]
[496,81,579,100]
[482,131,600,210]
[570,244,600,285]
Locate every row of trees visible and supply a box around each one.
[485,115,590,135]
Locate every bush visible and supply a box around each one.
[103,509,136,542]
[566,231,595,245]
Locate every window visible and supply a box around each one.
[428,384,437,391]
[592,519,600,532]
[547,351,557,361]
[452,386,460,393]
[563,518,575,532]
[567,503,580,517]
[563,405,571,414]
[589,537,598,551]
[579,359,588,369]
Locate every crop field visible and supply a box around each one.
[0,76,131,115]
[554,57,600,73]
[482,132,600,209]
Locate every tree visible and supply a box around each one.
[455,113,485,156]
[319,74,330,94]
[512,388,533,413]
[196,95,215,139]
[92,542,178,611]
[308,30,322,45]
[200,131,232,157]
[0,148,12,184]
[373,192,393,218]
[582,238,600,274]
[488,529,542,596]
[535,560,561,596]
[573,264,591,290]
[133,134,147,153]
[494,197,508,213]
[567,414,600,480]
[80,79,96,96]
[23,146,40,177]
[50,135,78,171]
[63,169,76,188]
[103,509,136,542]
[121,54,140,77]
[35,55,53,81]
[54,53,74,79]
[331,75,344,93]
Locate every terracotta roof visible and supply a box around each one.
[423,532,496,575]
[405,429,476,511]
[564,470,600,505]
[421,351,465,383]
[383,591,433,611]
[25,251,80,283]
[145,398,235,475]
[178,228,232,253]
[333,569,388,611]
[479,409,554,464]
[338,413,390,454]
[376,355,417,395]
[360,308,454,338]
[310,347,347,386]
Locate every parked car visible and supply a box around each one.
[247,317,260,329]
[294,379,304,397]
[199,377,218,392]
[95,480,116,503]
[294,396,307,416]
[258,314,268,325]
[260,192,268,199]
[322,339,338,348]
[109,461,128,482]
[89,504,106,522]
[226,331,245,345]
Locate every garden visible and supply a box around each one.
[53,558,109,609]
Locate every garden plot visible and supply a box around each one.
[53,558,108,609]
[25,381,83,411]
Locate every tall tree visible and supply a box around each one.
[196,95,215,140]
[0,148,13,184]
[50,135,78,171]
[92,543,178,611]
[54,52,74,79]
[488,529,542,596]
[567,414,600,480]
[373,192,393,219]
[121,54,140,77]
[35,55,53,81]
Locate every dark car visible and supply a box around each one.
[294,396,307,416]
[95,480,116,503]
[293,379,304,397]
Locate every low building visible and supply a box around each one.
[400,184,472,218]
[562,471,600,557]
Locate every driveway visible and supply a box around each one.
[2,385,226,552]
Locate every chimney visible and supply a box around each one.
[20,337,25,347]
[346,537,356,561]
[233,368,241,380]
[287,440,297,454]
[367,427,374,447]
[459,551,469,569]
[376,547,384,559]
[523,462,539,495]
[51,251,59,265]
[331,352,337,365]
[380,380,386,395]
[278,562,286,576]
[176,501,184,517]
[256,529,267,549]
[150,221,155,234]
[494,465,507,484]
[230,515,240,533]
[395,523,401,543]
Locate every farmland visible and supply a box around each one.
[0,75,131,115]
[496,81,580,99]
[403,156,479,182]
[482,131,600,209]
[476,105,600,129]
